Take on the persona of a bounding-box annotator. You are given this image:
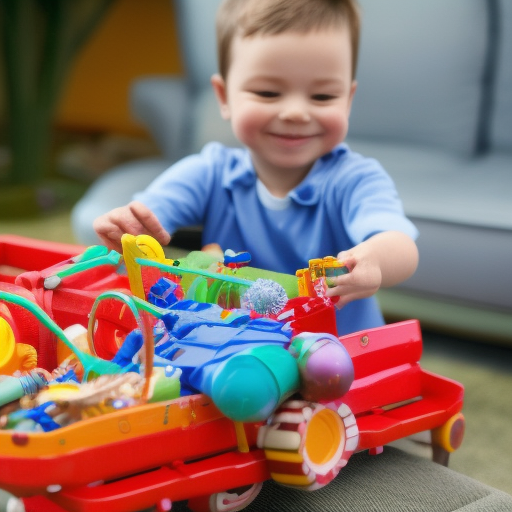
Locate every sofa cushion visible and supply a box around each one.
[347,139,512,310]
[168,447,512,512]
[491,0,512,151]
[347,140,511,229]
[350,0,488,156]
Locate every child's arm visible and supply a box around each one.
[93,201,171,252]
[325,231,419,308]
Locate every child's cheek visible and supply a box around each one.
[231,108,263,145]
[325,112,349,145]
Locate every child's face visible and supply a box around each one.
[212,26,357,182]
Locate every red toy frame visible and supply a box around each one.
[0,235,464,512]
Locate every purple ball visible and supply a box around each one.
[293,333,354,402]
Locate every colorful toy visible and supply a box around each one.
[0,235,465,512]
[296,255,349,296]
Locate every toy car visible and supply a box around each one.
[0,235,465,512]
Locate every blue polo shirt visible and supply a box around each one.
[135,142,418,335]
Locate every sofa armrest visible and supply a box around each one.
[130,76,192,162]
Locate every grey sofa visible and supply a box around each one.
[71,0,512,343]
[347,0,512,345]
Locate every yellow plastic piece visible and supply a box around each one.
[13,344,37,373]
[309,258,325,281]
[432,412,465,453]
[0,317,38,375]
[234,421,250,453]
[264,449,304,464]
[305,408,343,466]
[270,473,315,486]
[36,383,81,404]
[295,268,309,296]
[121,234,173,299]
[296,256,347,296]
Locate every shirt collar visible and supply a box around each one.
[222,143,348,206]
[222,149,257,190]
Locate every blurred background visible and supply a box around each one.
[0,0,511,500]
[0,0,181,218]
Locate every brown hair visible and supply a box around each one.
[216,0,361,80]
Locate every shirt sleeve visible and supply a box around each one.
[338,154,419,245]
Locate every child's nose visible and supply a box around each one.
[278,98,311,123]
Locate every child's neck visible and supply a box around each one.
[252,159,312,198]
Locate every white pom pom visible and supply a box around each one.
[241,279,288,315]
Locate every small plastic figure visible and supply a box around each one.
[223,249,251,269]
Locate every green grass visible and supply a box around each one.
[378,288,512,347]
[0,210,77,244]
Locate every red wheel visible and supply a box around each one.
[259,400,359,490]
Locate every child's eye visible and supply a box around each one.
[254,91,279,98]
[312,94,336,101]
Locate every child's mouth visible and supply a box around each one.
[268,133,316,147]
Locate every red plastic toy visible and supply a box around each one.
[0,235,465,512]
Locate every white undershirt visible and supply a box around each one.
[256,178,291,211]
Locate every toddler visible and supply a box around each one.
[94,0,419,335]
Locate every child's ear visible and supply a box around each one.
[211,74,231,120]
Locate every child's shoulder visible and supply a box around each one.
[321,143,388,181]
[197,142,255,183]
[199,141,246,161]
[313,144,399,205]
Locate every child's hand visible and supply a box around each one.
[325,246,382,308]
[325,231,419,308]
[93,201,171,252]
